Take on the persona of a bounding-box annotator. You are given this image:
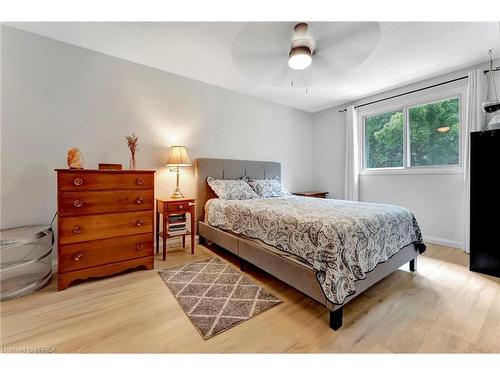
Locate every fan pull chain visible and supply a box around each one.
[304,69,309,94]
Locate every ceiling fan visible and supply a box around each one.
[230,22,381,87]
[288,23,315,70]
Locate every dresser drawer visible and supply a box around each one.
[58,190,154,217]
[58,234,153,272]
[58,172,154,191]
[58,211,153,245]
[167,201,194,212]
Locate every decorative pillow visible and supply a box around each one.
[244,176,291,198]
[207,177,259,200]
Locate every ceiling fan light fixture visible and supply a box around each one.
[293,22,309,36]
[288,46,312,70]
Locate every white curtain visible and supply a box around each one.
[344,105,360,201]
[463,69,485,253]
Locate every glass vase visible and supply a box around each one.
[129,154,136,170]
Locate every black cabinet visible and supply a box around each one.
[470,130,500,277]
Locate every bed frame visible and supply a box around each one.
[195,158,419,330]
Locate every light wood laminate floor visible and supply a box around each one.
[1,242,499,353]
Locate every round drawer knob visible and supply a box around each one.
[136,178,144,185]
[73,226,82,234]
[136,219,144,227]
[73,200,83,208]
[179,205,183,209]
[74,252,84,261]
[136,243,144,250]
[73,178,83,186]
[136,196,144,204]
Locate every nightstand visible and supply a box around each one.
[156,198,195,260]
[293,191,329,199]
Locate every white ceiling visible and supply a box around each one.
[7,22,500,113]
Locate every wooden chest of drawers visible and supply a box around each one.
[55,169,155,290]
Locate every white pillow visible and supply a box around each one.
[207,177,259,200]
[245,176,291,198]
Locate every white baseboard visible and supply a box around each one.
[423,236,464,250]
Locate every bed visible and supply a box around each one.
[195,158,426,330]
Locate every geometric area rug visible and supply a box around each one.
[158,257,282,339]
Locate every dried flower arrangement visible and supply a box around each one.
[126,133,139,170]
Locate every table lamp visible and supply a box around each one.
[166,145,191,199]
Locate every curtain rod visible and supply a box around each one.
[338,65,500,113]
[484,66,500,74]
[338,75,469,113]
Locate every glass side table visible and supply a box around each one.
[1,225,53,301]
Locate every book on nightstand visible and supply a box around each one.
[167,213,187,236]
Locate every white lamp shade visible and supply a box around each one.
[288,46,312,70]
[166,146,191,166]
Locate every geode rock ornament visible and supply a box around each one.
[67,148,84,169]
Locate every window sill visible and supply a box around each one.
[360,167,464,176]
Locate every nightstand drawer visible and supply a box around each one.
[167,201,193,212]
[58,172,154,191]
[59,234,153,272]
[58,211,153,245]
[58,190,154,217]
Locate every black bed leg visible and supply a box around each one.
[409,257,417,272]
[198,236,206,246]
[330,307,343,331]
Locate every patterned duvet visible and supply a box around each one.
[205,196,425,305]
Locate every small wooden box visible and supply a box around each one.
[98,163,122,170]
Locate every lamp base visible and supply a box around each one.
[171,187,184,199]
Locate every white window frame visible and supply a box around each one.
[358,83,466,175]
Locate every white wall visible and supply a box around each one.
[0,26,313,228]
[311,106,346,199]
[359,174,464,248]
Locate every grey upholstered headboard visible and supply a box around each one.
[194,158,281,231]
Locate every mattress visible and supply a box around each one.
[205,196,425,304]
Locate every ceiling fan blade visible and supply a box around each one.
[311,22,380,51]
[313,53,361,76]
[307,22,381,77]
[235,55,291,85]
[230,22,299,85]
[233,49,285,63]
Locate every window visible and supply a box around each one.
[361,93,463,173]
[365,110,404,169]
[409,98,460,167]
